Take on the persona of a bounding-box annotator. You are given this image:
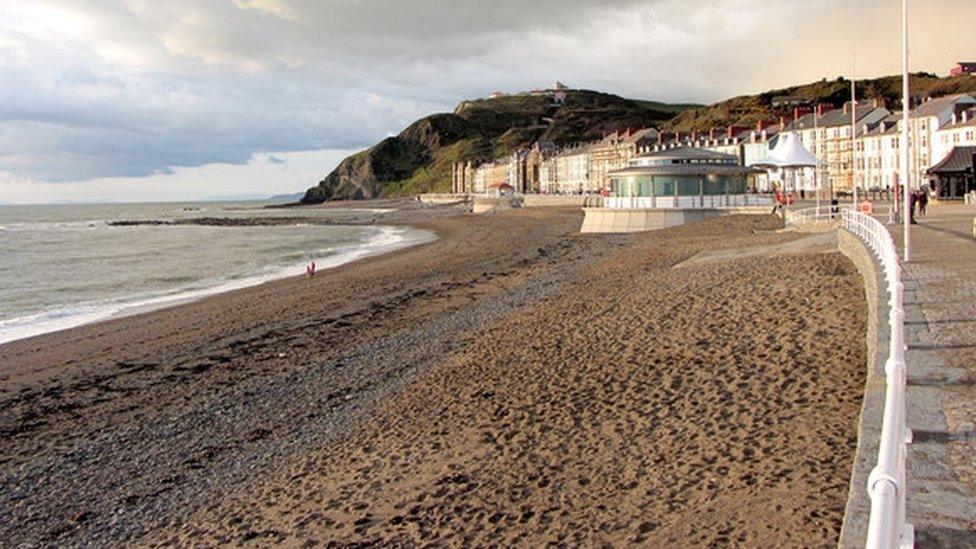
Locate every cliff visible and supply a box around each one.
[301,90,697,203]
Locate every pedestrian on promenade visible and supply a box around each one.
[918,189,928,216]
[909,192,918,225]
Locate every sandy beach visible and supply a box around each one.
[0,204,866,547]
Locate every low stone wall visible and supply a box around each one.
[579,207,771,234]
[521,195,604,208]
[836,228,890,549]
[417,193,472,205]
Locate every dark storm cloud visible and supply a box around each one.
[0,0,971,183]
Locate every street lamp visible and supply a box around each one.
[901,0,911,261]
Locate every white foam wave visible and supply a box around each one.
[1,220,107,232]
[0,226,435,345]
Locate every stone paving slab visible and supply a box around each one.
[887,203,976,548]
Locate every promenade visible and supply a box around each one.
[888,203,976,546]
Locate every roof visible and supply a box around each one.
[928,146,976,174]
[858,114,902,136]
[634,146,739,162]
[911,94,975,118]
[609,163,761,177]
[554,144,591,157]
[786,104,889,130]
[939,108,976,130]
[622,128,658,145]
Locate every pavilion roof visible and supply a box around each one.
[928,146,976,174]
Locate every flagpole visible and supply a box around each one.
[901,0,911,261]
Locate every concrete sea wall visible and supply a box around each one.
[579,206,773,234]
[836,228,890,549]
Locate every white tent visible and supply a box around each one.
[750,132,821,169]
[750,133,822,195]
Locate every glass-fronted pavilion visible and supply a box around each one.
[608,147,761,201]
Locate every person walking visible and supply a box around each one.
[918,189,928,216]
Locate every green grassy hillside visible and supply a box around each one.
[302,90,696,202]
[663,73,976,132]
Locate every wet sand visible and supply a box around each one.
[0,206,866,547]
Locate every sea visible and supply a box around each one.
[0,201,434,345]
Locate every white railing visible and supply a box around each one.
[603,194,773,210]
[783,205,846,224]
[841,209,913,549]
[790,207,914,548]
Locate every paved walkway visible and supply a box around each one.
[887,203,976,547]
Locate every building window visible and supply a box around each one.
[653,177,676,196]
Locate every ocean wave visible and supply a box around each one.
[1,220,107,232]
[0,225,436,346]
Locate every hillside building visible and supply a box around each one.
[949,62,976,76]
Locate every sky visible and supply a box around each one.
[0,0,974,204]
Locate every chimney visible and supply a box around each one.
[816,103,832,117]
[779,115,788,129]
[843,101,851,114]
[793,106,811,120]
[756,119,767,132]
[952,112,958,125]
[965,110,970,123]
[873,97,886,109]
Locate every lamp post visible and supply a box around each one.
[901,0,911,261]
[815,107,821,214]
[852,56,859,206]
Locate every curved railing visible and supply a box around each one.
[783,204,845,224]
[788,207,914,548]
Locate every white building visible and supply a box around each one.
[780,101,890,195]
[856,116,901,191]
[908,94,976,188]
[935,108,976,156]
[847,94,975,194]
[540,145,591,194]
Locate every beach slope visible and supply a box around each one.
[0,208,865,546]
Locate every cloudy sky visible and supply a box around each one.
[1,0,973,203]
